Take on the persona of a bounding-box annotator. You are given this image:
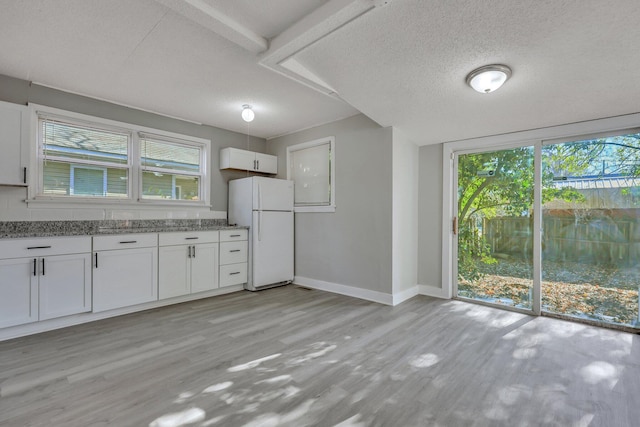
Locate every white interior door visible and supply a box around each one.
[252,211,294,288]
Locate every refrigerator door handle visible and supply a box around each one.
[258,210,262,241]
[258,182,263,212]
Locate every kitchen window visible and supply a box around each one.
[33,106,209,205]
[139,134,204,202]
[286,136,335,212]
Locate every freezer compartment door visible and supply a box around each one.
[253,177,293,211]
[252,211,294,288]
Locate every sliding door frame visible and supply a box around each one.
[442,112,640,315]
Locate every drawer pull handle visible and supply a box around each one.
[230,272,241,275]
[230,234,241,237]
[185,237,199,240]
[230,249,241,253]
[119,240,137,244]
[27,246,52,250]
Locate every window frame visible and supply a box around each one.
[29,104,210,207]
[286,136,336,213]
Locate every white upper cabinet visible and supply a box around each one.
[0,100,28,186]
[219,147,277,174]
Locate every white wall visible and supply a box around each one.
[418,143,444,294]
[0,74,267,221]
[391,129,419,303]
[267,114,394,302]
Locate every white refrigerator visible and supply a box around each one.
[228,177,294,291]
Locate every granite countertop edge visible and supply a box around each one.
[0,219,248,239]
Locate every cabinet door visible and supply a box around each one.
[159,245,190,299]
[0,258,38,328]
[39,253,92,321]
[190,243,219,293]
[229,148,257,171]
[93,247,158,312]
[255,152,277,174]
[0,101,26,185]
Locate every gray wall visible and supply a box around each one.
[267,114,393,294]
[0,74,266,212]
[418,143,443,288]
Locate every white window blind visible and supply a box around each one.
[287,136,335,212]
[139,134,204,202]
[40,117,130,198]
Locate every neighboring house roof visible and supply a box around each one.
[552,175,640,190]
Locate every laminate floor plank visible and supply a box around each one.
[1,285,638,426]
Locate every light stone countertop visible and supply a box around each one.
[0,219,248,239]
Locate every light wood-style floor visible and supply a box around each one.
[1,285,638,426]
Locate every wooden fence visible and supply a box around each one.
[483,209,640,266]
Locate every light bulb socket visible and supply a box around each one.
[241,104,255,122]
[466,64,512,93]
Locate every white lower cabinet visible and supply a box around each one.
[0,258,38,328]
[93,234,158,312]
[39,253,92,321]
[0,236,92,328]
[219,229,248,288]
[158,231,219,299]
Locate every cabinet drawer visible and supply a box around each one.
[0,236,91,259]
[93,233,158,251]
[220,262,247,287]
[159,231,219,246]
[220,241,248,265]
[220,229,248,242]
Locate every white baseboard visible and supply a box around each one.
[0,285,244,342]
[293,276,394,305]
[418,284,450,299]
[392,286,420,305]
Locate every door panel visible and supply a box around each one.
[541,134,640,328]
[0,258,37,328]
[159,245,190,299]
[191,243,218,293]
[39,254,91,320]
[252,211,294,288]
[456,146,535,310]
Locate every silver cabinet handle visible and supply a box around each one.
[230,234,241,237]
[23,167,27,184]
[33,258,37,276]
[119,240,137,244]
[185,237,199,240]
[95,253,98,268]
[27,246,52,250]
[187,246,192,258]
[192,245,196,258]
[257,159,260,169]
[230,272,241,275]
[42,258,45,276]
[230,249,241,253]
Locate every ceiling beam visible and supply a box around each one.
[154,0,268,53]
[259,0,390,96]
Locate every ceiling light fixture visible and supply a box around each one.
[241,104,255,122]
[466,64,512,93]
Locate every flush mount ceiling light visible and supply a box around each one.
[241,104,255,122]
[466,64,512,93]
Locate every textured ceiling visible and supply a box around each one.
[1,0,639,144]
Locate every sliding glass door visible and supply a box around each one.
[454,131,640,329]
[541,133,640,328]
[456,146,535,311]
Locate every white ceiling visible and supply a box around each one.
[1,0,640,145]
